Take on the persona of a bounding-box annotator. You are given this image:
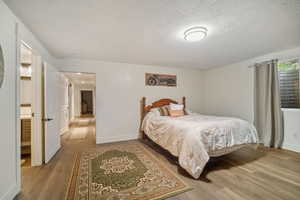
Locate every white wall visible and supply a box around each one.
[282,109,300,152]
[203,47,300,122]
[59,74,69,135]
[57,59,204,144]
[0,3,18,199]
[203,63,255,122]
[203,46,300,151]
[0,1,56,199]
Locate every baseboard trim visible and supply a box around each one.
[282,143,300,153]
[45,144,61,163]
[97,134,138,144]
[60,126,69,135]
[0,184,20,200]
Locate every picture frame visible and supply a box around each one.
[145,73,177,87]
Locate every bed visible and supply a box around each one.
[140,97,259,179]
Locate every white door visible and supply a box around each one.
[31,53,43,166]
[43,62,61,163]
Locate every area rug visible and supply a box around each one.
[66,141,191,200]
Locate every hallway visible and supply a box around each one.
[68,118,95,140]
[18,118,96,200]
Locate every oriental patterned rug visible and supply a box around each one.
[66,141,191,200]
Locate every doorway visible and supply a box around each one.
[62,72,96,142]
[20,43,33,167]
[19,41,44,168]
[19,41,61,168]
[81,90,93,116]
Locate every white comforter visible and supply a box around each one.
[141,110,258,179]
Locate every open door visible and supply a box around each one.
[30,53,43,166]
[43,62,61,163]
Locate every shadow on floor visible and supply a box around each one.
[142,138,267,182]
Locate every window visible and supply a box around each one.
[278,59,300,108]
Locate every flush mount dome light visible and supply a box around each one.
[184,26,208,42]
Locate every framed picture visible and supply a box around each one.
[145,73,177,87]
[0,45,4,88]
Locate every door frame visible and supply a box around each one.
[58,70,97,134]
[15,24,38,196]
[68,83,73,121]
[15,22,21,196]
[18,40,43,167]
[59,71,96,118]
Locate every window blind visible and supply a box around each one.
[279,69,300,108]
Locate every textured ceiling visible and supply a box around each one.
[5,0,300,69]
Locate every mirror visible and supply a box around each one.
[0,45,4,88]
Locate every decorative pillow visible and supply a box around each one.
[169,110,185,117]
[169,103,184,111]
[158,106,169,116]
[168,103,187,116]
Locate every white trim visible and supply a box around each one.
[60,127,69,135]
[97,134,138,144]
[14,22,21,200]
[282,144,300,153]
[282,108,300,112]
[278,57,299,63]
[0,184,20,200]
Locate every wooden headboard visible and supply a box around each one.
[140,97,186,139]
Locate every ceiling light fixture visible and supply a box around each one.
[184,26,208,42]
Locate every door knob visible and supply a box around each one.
[43,118,53,122]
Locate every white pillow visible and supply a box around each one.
[169,103,184,111]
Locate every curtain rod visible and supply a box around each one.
[248,56,300,68]
[248,59,278,68]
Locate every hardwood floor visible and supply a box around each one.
[16,119,300,200]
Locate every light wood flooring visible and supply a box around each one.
[16,118,300,200]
